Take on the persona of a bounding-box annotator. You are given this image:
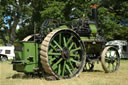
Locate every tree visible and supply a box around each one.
[0,0,33,44]
[0,0,128,45]
[40,0,94,21]
[99,0,128,40]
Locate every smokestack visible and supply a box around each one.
[91,4,98,27]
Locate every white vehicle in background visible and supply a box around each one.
[0,46,15,61]
[106,40,128,59]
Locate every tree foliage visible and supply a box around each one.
[98,0,128,40]
[0,0,33,44]
[0,0,128,45]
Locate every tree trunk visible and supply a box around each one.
[9,15,19,43]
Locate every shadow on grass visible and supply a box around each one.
[83,70,103,73]
[6,70,104,81]
[121,58,128,60]
[6,73,43,79]
[6,73,58,81]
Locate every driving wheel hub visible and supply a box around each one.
[62,47,70,60]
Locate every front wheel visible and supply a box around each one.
[101,46,120,73]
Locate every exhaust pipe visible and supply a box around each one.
[91,4,98,27]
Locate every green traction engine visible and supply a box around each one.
[12,5,120,79]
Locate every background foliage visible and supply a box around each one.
[0,0,128,45]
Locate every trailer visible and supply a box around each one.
[0,46,15,61]
[106,40,128,59]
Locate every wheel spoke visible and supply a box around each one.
[49,57,56,64]
[70,58,81,64]
[49,48,53,52]
[105,57,110,60]
[67,36,73,46]
[106,51,111,57]
[48,52,61,56]
[113,51,116,57]
[58,64,61,75]
[62,61,66,77]
[109,50,112,57]
[66,64,72,75]
[70,47,81,53]
[63,36,67,47]
[59,34,61,46]
[52,58,63,70]
[107,63,110,71]
[69,43,75,50]
[70,53,80,58]
[50,44,57,51]
[67,60,75,71]
[53,40,63,50]
[112,63,115,71]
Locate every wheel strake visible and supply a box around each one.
[101,46,120,73]
[40,29,86,79]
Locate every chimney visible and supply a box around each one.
[91,4,98,27]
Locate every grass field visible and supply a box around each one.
[0,60,128,85]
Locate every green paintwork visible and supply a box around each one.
[13,42,40,73]
[52,58,63,70]
[62,61,66,77]
[70,47,81,53]
[80,37,89,41]
[12,22,104,77]
[69,43,75,50]
[66,64,72,75]
[50,44,57,51]
[13,25,83,75]
[58,25,68,29]
[80,24,97,41]
[14,43,23,60]
[67,36,73,46]
[89,24,97,35]
[48,52,61,56]
[53,40,63,50]
[58,64,61,75]
[70,58,81,64]
[80,37,95,41]
[15,52,22,60]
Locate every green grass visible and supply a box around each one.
[0,60,128,85]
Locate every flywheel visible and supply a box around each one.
[40,29,86,79]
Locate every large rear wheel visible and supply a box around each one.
[40,29,86,79]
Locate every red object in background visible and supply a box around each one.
[90,4,98,8]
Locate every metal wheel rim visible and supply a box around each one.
[40,29,86,79]
[101,46,120,73]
